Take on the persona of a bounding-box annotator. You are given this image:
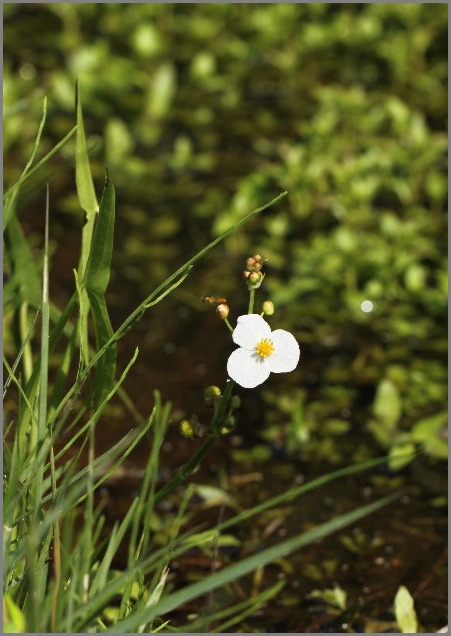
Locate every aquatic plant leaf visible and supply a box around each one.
[373,378,402,428]
[394,585,418,633]
[147,62,176,118]
[388,442,417,471]
[411,411,448,459]
[310,584,347,610]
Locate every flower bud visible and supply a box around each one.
[220,415,236,435]
[204,385,221,406]
[245,254,264,272]
[216,303,229,319]
[246,270,264,289]
[230,395,241,410]
[262,300,274,316]
[179,419,195,439]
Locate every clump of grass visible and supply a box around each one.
[3,94,403,633]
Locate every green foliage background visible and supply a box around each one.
[4,3,447,463]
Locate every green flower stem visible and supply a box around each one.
[248,288,255,314]
[223,317,233,333]
[154,379,235,504]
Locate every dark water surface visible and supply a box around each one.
[89,291,447,633]
[13,207,447,632]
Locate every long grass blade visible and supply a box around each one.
[75,80,99,276]
[3,125,78,203]
[83,169,117,407]
[3,96,47,230]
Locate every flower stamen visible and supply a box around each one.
[255,337,275,358]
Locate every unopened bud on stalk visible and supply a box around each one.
[231,395,241,410]
[245,270,264,289]
[220,415,236,435]
[262,300,274,316]
[216,303,230,319]
[204,385,222,406]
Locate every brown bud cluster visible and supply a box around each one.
[246,254,264,272]
[244,254,266,290]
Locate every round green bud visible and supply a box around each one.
[231,395,241,410]
[246,271,264,289]
[262,300,274,316]
[204,385,221,399]
[220,415,236,435]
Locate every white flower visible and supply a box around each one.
[227,314,300,388]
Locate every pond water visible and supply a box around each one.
[90,288,447,633]
[9,200,447,632]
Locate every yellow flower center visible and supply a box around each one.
[255,337,275,358]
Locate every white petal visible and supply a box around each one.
[227,347,271,388]
[232,314,271,350]
[267,329,300,373]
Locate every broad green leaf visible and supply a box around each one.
[411,411,448,458]
[388,441,417,471]
[394,585,418,633]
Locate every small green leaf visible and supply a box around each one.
[388,442,416,471]
[146,62,176,118]
[310,584,347,610]
[373,378,402,428]
[394,585,418,633]
[412,412,448,460]
[404,263,426,292]
[4,216,41,308]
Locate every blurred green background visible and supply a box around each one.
[4,2,447,466]
[3,3,448,631]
